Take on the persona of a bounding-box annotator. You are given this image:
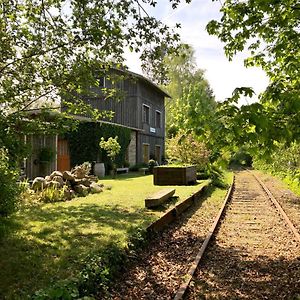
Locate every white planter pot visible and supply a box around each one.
[94,163,105,177]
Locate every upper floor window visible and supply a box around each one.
[143,104,150,124]
[155,110,161,128]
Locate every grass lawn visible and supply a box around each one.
[0,173,209,299]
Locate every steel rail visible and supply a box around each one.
[173,175,235,300]
[173,170,300,300]
[251,171,300,243]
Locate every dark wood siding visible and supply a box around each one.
[25,135,57,179]
[86,95,139,129]
[137,133,165,164]
[138,80,165,138]
[62,70,167,165]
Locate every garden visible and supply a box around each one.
[1,1,299,298]
[0,170,209,299]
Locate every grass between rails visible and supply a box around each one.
[0,173,209,299]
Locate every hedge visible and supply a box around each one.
[66,122,131,172]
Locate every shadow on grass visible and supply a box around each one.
[111,185,300,299]
[110,185,224,297]
[100,172,148,181]
[0,202,155,299]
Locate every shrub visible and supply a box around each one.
[148,159,157,174]
[230,147,253,167]
[39,186,66,203]
[0,148,20,216]
[100,136,121,178]
[166,130,210,171]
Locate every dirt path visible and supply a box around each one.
[187,171,300,299]
[107,186,228,299]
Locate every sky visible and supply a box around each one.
[125,0,269,104]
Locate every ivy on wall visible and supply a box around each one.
[66,122,131,171]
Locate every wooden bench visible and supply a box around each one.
[116,167,129,174]
[145,188,176,208]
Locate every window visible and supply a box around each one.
[143,144,149,163]
[98,76,106,88]
[155,110,161,128]
[142,104,150,124]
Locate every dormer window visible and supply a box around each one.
[143,104,150,124]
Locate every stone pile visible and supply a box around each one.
[31,165,104,199]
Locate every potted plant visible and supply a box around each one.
[99,136,121,178]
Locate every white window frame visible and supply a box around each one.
[142,104,150,124]
[155,110,162,128]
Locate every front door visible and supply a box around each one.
[57,139,70,171]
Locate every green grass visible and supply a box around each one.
[0,173,208,299]
[282,175,300,196]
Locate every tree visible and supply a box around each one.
[207,0,300,145]
[0,0,184,161]
[166,130,210,171]
[0,148,20,216]
[163,44,216,138]
[0,0,189,215]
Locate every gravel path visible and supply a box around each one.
[187,171,300,300]
[107,186,228,299]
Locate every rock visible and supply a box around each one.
[70,189,76,198]
[65,180,72,187]
[48,181,61,189]
[52,176,64,187]
[90,182,103,194]
[87,175,98,182]
[105,185,112,190]
[32,177,46,191]
[63,171,75,181]
[74,184,89,196]
[75,178,91,187]
[64,188,75,200]
[50,171,63,179]
[72,166,86,179]
[45,176,51,182]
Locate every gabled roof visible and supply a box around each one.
[111,67,171,98]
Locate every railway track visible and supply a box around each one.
[177,170,300,300]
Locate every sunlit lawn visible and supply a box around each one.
[0,173,208,299]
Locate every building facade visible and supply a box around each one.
[25,70,169,178]
[85,70,169,165]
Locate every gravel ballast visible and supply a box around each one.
[187,171,300,300]
[108,185,230,299]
